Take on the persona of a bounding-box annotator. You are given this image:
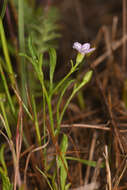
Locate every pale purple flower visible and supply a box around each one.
[73,42,95,55]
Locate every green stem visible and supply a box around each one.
[40,80,55,136]
[43,93,47,168]
[47,98,55,136]
[57,91,75,134]
[1,0,8,19]
[32,95,41,145]
[0,99,12,139]
[57,70,93,133]
[51,70,72,97]
[51,62,78,97]
[56,80,74,123]
[0,17,15,86]
[0,59,15,115]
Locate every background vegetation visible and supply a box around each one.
[0,0,127,190]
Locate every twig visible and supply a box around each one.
[112,16,118,41]
[102,25,113,62]
[61,123,127,133]
[92,34,127,68]
[103,146,112,190]
[14,101,22,190]
[84,131,97,185]
[113,160,127,190]
[91,158,102,183]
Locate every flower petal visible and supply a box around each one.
[80,47,96,54]
[73,42,82,51]
[81,43,90,51]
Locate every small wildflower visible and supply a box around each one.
[73,42,95,55]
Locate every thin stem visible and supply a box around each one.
[51,65,76,97]
[0,58,15,115]
[57,91,75,134]
[32,95,41,145]
[0,100,12,139]
[43,93,47,168]
[0,17,15,86]
[1,0,8,19]
[56,80,74,123]
[47,98,55,136]
[40,80,55,136]
[57,70,93,134]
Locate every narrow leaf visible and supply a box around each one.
[0,144,7,174]
[49,48,57,91]
[57,134,68,190]
[28,35,38,61]
[66,156,105,168]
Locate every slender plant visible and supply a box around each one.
[20,39,95,188]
